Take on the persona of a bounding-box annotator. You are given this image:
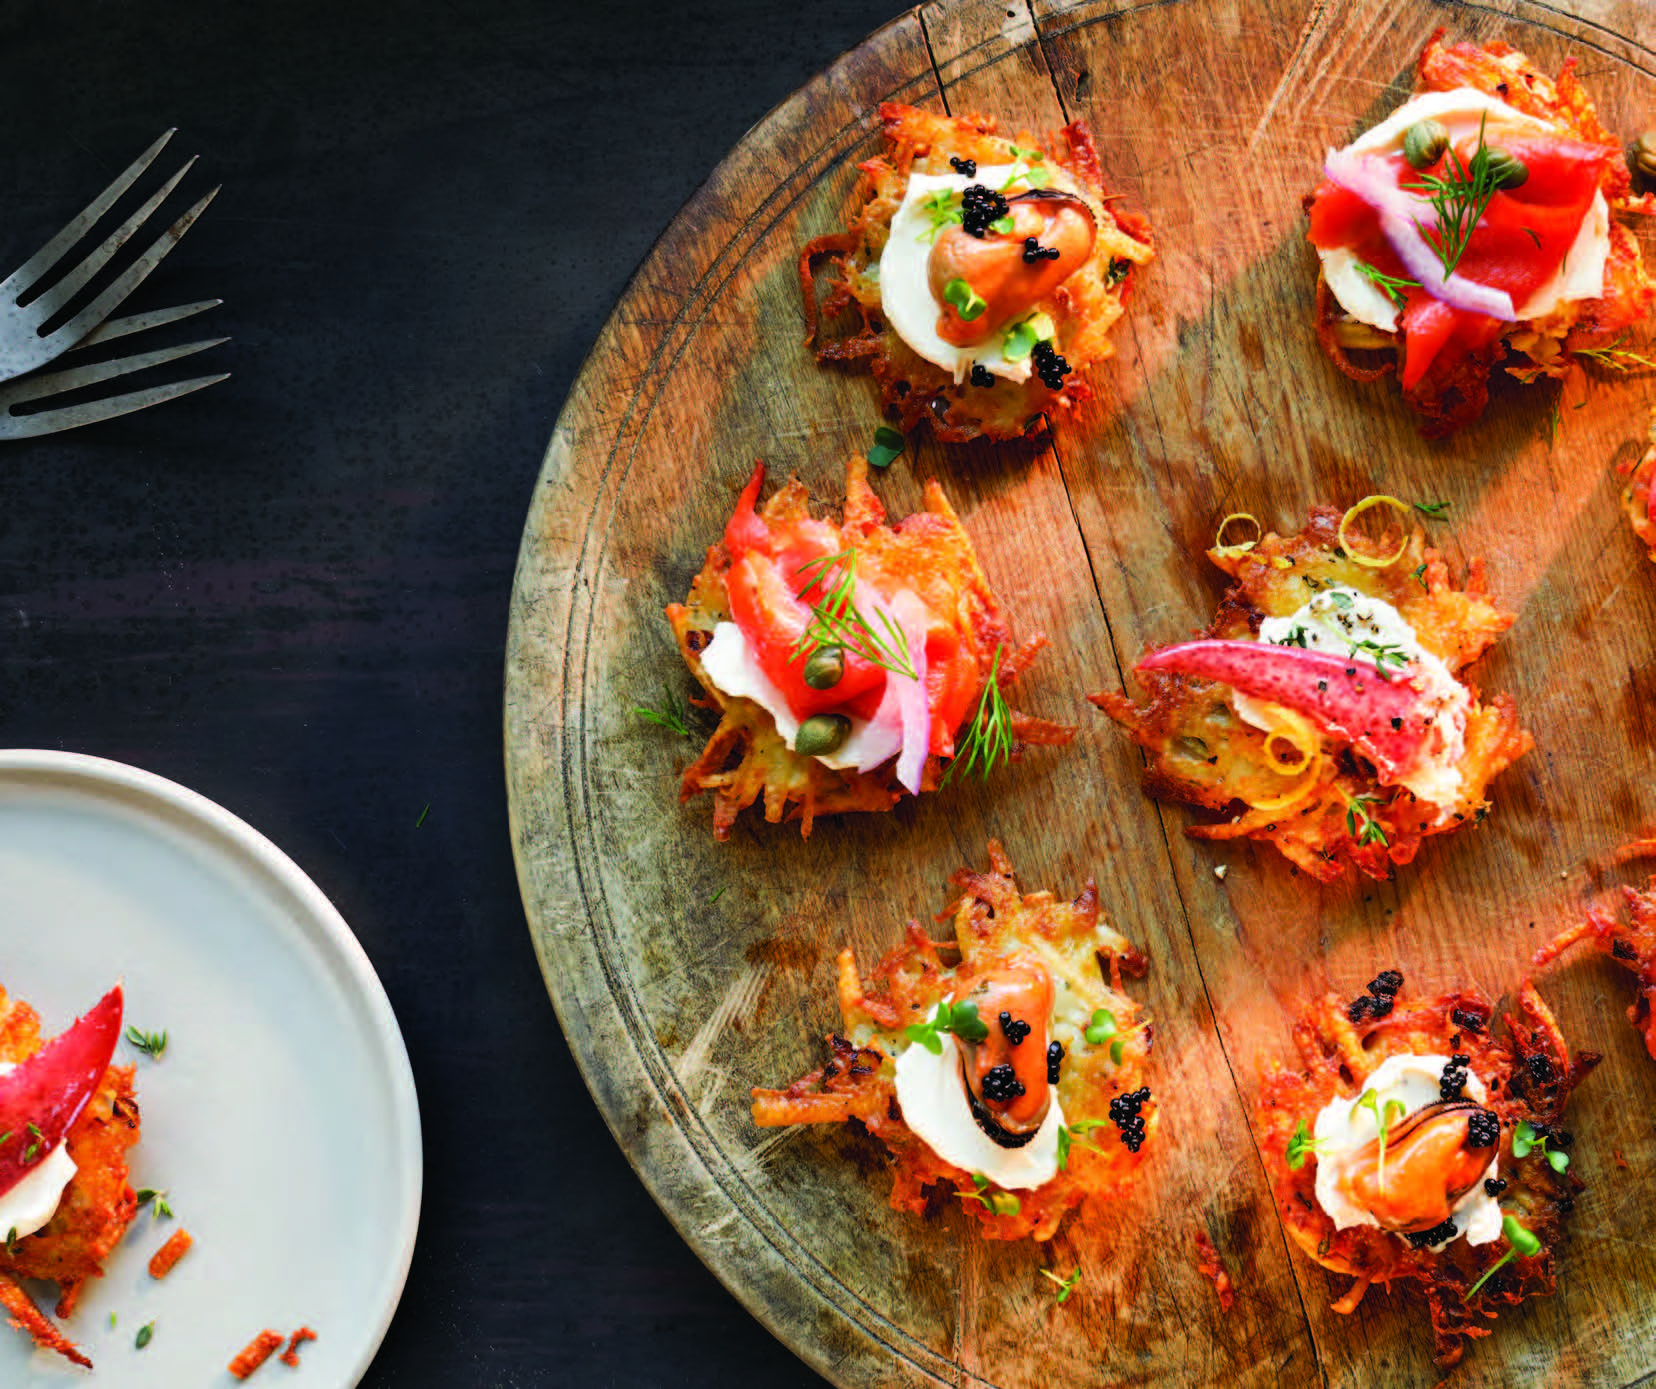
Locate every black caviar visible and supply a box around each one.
[1466,1108,1499,1148]
[1021,236,1060,264]
[999,1010,1032,1046]
[1484,1176,1508,1198]
[960,183,1009,238]
[1404,1218,1457,1251]
[949,156,977,177]
[1046,1040,1064,1084]
[969,363,994,388]
[1031,340,1069,390]
[1109,1086,1151,1153]
[1440,1053,1471,1102]
[981,1063,1025,1103]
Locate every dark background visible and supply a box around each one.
[0,1,905,1382]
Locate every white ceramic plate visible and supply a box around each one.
[0,751,421,1387]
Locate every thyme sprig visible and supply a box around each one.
[943,644,1014,784]
[790,550,917,680]
[1345,792,1390,848]
[1401,113,1504,279]
[1347,637,1409,676]
[125,1026,168,1059]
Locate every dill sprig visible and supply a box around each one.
[635,685,693,738]
[1352,259,1421,306]
[1575,331,1656,372]
[1401,114,1503,279]
[943,645,1014,784]
[789,550,916,680]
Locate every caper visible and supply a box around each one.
[1627,132,1656,194]
[794,714,851,757]
[1403,119,1449,171]
[802,644,845,690]
[1484,145,1528,191]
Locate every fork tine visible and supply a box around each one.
[43,188,221,356]
[0,131,175,299]
[27,157,197,319]
[77,299,222,349]
[0,337,229,408]
[0,371,229,439]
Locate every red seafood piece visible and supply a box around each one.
[1136,640,1432,780]
[0,985,123,1201]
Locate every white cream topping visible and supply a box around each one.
[893,1024,1064,1190]
[699,621,902,772]
[880,163,1073,385]
[0,1062,77,1241]
[1320,89,1610,331]
[1312,1053,1501,1250]
[1234,585,1469,809]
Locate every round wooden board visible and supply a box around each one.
[505,1,1656,1384]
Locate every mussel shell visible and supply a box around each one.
[1007,188,1097,226]
[961,1062,1039,1149]
[1367,1099,1491,1232]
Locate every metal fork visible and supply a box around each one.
[0,300,228,439]
[0,130,219,383]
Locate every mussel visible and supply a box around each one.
[1339,1099,1497,1233]
[928,190,1098,347]
[951,959,1055,1148]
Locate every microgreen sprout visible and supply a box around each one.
[1002,313,1054,362]
[1082,1007,1127,1063]
[1057,1119,1112,1171]
[1285,1118,1335,1170]
[1041,1267,1083,1303]
[790,549,917,680]
[942,644,1014,785]
[918,189,963,244]
[1344,793,1390,848]
[904,999,990,1055]
[1463,1214,1544,1301]
[125,1026,167,1059]
[136,1321,156,1350]
[1413,499,1449,518]
[136,1188,174,1221]
[943,277,987,322]
[962,1172,1021,1216]
[1575,331,1656,372]
[1352,260,1421,306]
[634,686,692,738]
[1512,1119,1571,1173]
[1354,1089,1407,1189]
[867,425,906,469]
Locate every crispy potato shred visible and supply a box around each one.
[751,841,1152,1242]
[1313,30,1656,438]
[799,103,1154,442]
[667,454,1073,839]
[1620,413,1656,561]
[1257,976,1597,1367]
[0,984,141,1368]
[1533,875,1656,1061]
[1092,506,1531,881]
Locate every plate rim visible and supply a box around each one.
[0,747,424,1389]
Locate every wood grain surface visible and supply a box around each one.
[505,1,1656,1384]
